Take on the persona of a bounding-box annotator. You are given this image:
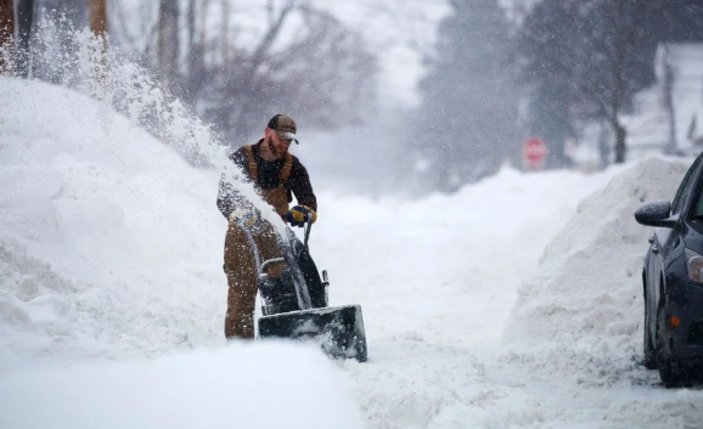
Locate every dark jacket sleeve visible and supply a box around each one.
[288,157,317,212]
[216,148,252,219]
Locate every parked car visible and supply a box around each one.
[635,155,703,387]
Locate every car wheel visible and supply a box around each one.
[658,352,687,387]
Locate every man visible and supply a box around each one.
[216,114,318,339]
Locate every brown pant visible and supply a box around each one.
[223,220,284,339]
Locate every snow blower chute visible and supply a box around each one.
[246,219,367,362]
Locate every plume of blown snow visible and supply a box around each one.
[4,13,220,167]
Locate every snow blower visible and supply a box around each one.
[247,219,367,362]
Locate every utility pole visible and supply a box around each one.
[158,0,179,86]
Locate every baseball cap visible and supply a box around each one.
[267,114,299,144]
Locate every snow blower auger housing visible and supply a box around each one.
[253,220,367,362]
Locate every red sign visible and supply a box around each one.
[522,137,548,169]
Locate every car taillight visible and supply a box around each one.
[685,248,703,283]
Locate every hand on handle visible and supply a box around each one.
[283,205,317,227]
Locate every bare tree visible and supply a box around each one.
[16,0,34,77]
[0,0,14,72]
[103,0,377,144]
[518,0,664,164]
[184,0,208,100]
[223,0,298,137]
[575,0,659,163]
[278,7,377,128]
[158,0,179,86]
[197,1,376,144]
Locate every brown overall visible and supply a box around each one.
[223,145,293,339]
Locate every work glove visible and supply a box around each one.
[283,205,317,227]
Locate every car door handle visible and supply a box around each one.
[652,245,659,254]
[648,236,654,244]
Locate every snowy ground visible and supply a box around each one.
[2,77,703,428]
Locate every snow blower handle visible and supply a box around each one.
[303,216,312,249]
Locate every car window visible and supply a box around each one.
[673,158,703,215]
[694,193,703,218]
[692,171,703,218]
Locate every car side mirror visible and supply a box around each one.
[634,201,676,228]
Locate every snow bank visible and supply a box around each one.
[505,156,691,385]
[0,342,363,429]
[0,77,227,363]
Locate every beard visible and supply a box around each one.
[268,139,288,159]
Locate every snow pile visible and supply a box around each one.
[505,156,691,385]
[0,343,362,429]
[0,76,284,366]
[0,77,226,364]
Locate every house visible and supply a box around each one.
[625,43,703,158]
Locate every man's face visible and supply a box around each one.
[268,130,293,158]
